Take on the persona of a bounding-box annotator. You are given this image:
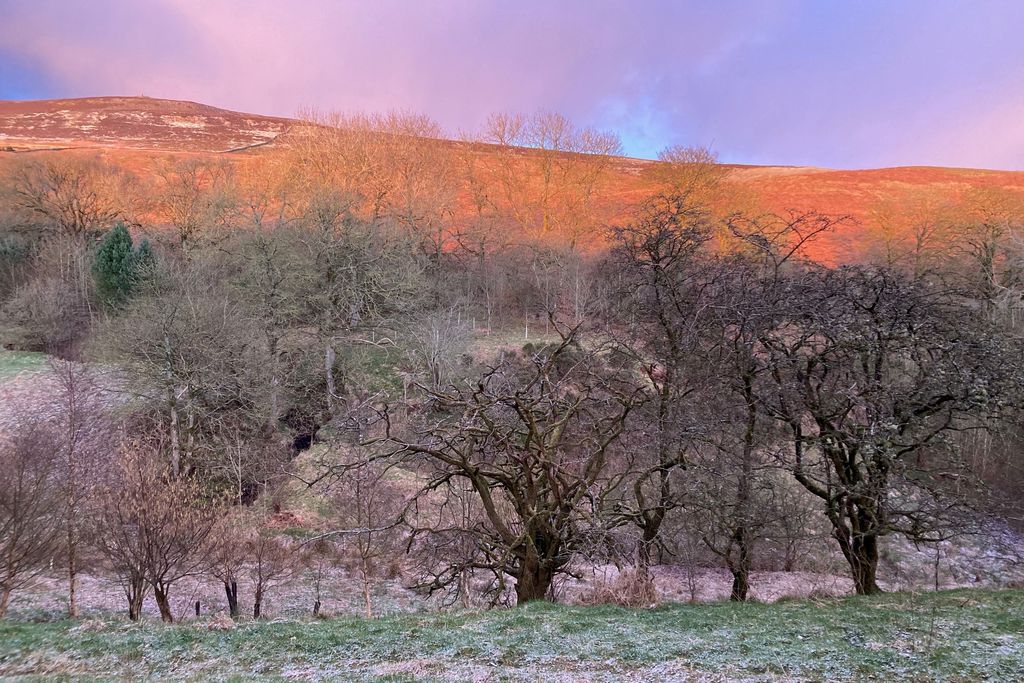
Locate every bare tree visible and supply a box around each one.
[290,108,455,252]
[95,440,222,621]
[406,307,472,390]
[227,228,302,433]
[206,426,287,506]
[652,145,728,204]
[0,420,63,618]
[153,157,236,253]
[381,325,643,604]
[208,511,250,619]
[756,267,1022,594]
[98,262,268,478]
[477,111,622,247]
[321,448,406,617]
[303,538,341,617]
[686,440,777,601]
[3,153,133,240]
[863,190,954,275]
[946,187,1024,317]
[374,112,456,260]
[232,152,295,232]
[692,258,794,601]
[605,192,715,583]
[291,211,424,415]
[3,233,95,353]
[49,358,109,618]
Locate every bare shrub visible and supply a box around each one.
[578,569,658,608]
[204,611,236,631]
[207,511,250,619]
[248,532,297,619]
[318,445,408,617]
[3,234,94,353]
[303,538,342,617]
[406,307,472,390]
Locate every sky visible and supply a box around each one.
[1,0,1024,169]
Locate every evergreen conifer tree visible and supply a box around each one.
[92,223,139,307]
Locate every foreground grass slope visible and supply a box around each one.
[0,350,45,379]
[1,589,1021,682]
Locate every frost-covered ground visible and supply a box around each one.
[5,567,424,623]
[0,353,130,449]
[0,564,883,625]
[0,350,46,381]
[1,589,1022,681]
[10,541,1022,626]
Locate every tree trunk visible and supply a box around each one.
[126,573,146,621]
[514,555,554,604]
[459,568,471,608]
[325,344,337,413]
[729,538,751,602]
[164,334,181,478]
[66,444,80,619]
[361,556,373,618]
[169,396,181,477]
[783,541,797,572]
[730,568,750,602]
[633,535,660,604]
[848,533,882,595]
[184,399,196,471]
[224,580,239,618]
[362,578,373,618]
[0,585,11,619]
[62,364,82,620]
[268,334,281,432]
[636,527,660,592]
[253,585,264,619]
[312,566,323,617]
[730,376,756,603]
[153,584,174,623]
[834,522,882,595]
[634,383,672,589]
[728,526,753,602]
[67,532,78,618]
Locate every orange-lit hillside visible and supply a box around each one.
[3,96,1024,264]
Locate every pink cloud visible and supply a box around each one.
[2,0,1024,169]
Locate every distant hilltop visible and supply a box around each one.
[0,96,293,153]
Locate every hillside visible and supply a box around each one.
[3,96,1024,263]
[0,96,292,152]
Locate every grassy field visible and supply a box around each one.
[1,589,1021,681]
[0,350,46,379]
